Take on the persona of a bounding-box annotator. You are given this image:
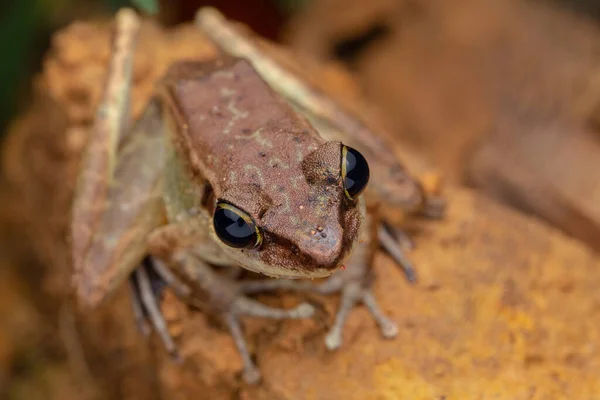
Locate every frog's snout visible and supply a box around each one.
[297,224,348,272]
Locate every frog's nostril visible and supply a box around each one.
[299,225,346,270]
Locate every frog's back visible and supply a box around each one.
[160,57,324,196]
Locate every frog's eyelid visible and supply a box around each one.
[218,202,254,225]
[340,145,352,200]
[214,201,263,249]
[340,145,370,200]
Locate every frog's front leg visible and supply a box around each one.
[238,204,398,350]
[137,217,315,384]
[313,204,399,350]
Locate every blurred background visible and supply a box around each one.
[0,0,308,138]
[4,0,600,398]
[3,0,600,137]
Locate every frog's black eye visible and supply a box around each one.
[213,202,262,249]
[341,145,370,200]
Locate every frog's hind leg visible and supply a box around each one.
[244,265,399,350]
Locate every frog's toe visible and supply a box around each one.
[222,297,313,385]
[129,279,152,337]
[319,277,400,349]
[380,319,400,339]
[324,331,343,351]
[295,303,316,318]
[243,368,262,385]
[363,291,398,339]
[383,222,416,251]
[234,296,315,319]
[322,283,362,350]
[223,312,262,384]
[129,261,180,361]
[378,224,417,284]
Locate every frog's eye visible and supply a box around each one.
[213,202,262,249]
[341,145,370,200]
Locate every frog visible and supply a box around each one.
[194,6,446,344]
[70,8,445,385]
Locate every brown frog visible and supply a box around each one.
[71,8,444,384]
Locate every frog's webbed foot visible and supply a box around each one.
[130,255,314,385]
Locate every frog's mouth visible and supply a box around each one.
[215,190,365,279]
[240,261,341,280]
[214,225,354,279]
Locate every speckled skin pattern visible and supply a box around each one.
[161,58,364,277]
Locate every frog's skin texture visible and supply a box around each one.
[196,7,446,220]
[159,58,363,279]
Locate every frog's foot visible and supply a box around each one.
[222,295,314,384]
[317,269,398,351]
[381,222,415,251]
[128,259,184,362]
[378,223,417,284]
[237,224,406,350]
[239,265,398,351]
[130,256,314,385]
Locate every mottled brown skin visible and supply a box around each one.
[72,47,364,309]
[160,58,363,278]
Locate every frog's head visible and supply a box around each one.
[210,141,369,278]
